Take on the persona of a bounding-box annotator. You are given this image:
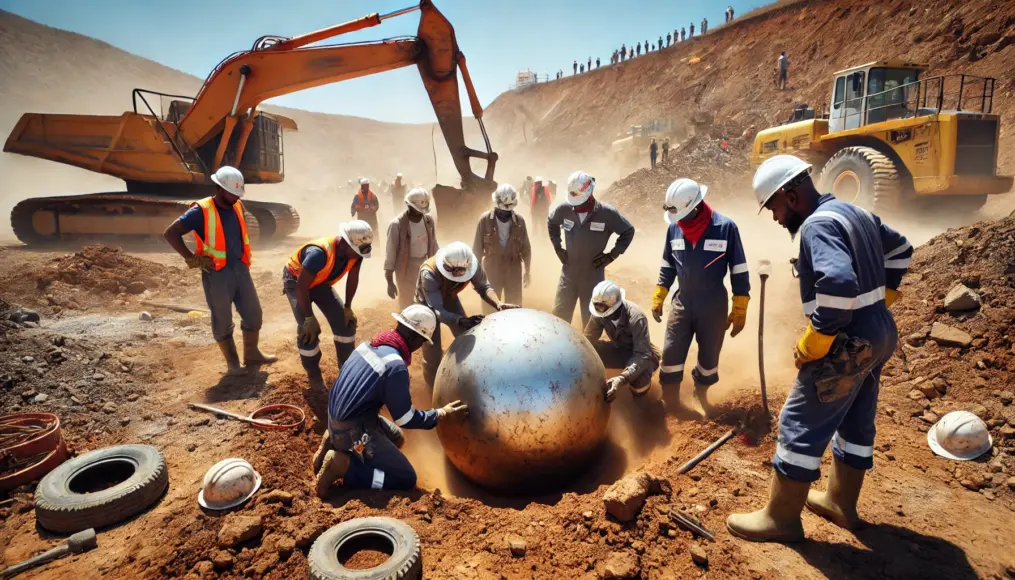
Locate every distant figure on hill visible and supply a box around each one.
[621,44,627,62]
[596,57,601,68]
[689,23,695,38]
[580,63,585,74]
[778,51,790,90]
[662,138,670,164]
[726,6,735,22]
[573,60,578,75]
[667,32,672,46]
[636,42,641,57]
[588,57,592,71]
[658,36,664,50]
[649,138,659,170]
[702,17,708,34]
[681,27,686,41]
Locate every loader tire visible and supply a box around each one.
[819,146,902,214]
[34,444,169,533]
[308,517,421,580]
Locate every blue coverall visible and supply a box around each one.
[282,246,360,374]
[657,211,750,387]
[328,343,439,490]
[775,194,912,483]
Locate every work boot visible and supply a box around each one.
[305,369,329,426]
[726,472,809,542]
[217,337,247,376]
[242,330,277,365]
[694,384,717,419]
[314,450,350,499]
[805,458,865,530]
[313,431,334,473]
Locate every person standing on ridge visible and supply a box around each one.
[573,60,578,75]
[662,138,671,165]
[778,51,790,90]
[689,22,695,38]
[650,138,659,169]
[163,166,276,378]
[667,32,672,47]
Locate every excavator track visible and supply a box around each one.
[10,193,299,247]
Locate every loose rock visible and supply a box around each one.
[505,534,527,557]
[603,472,664,522]
[597,551,640,579]
[943,284,981,312]
[690,543,709,567]
[211,551,234,571]
[32,393,49,404]
[929,323,973,348]
[917,384,940,400]
[217,515,263,548]
[102,402,117,414]
[1007,477,1015,491]
[921,411,940,424]
[999,391,1014,406]
[127,281,147,295]
[260,490,294,506]
[139,311,153,322]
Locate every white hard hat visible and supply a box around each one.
[392,304,437,344]
[211,166,245,198]
[589,280,625,318]
[664,178,708,224]
[198,457,262,510]
[435,241,478,283]
[339,220,374,258]
[405,187,432,214]
[752,154,812,213]
[492,184,519,211]
[360,177,370,185]
[396,172,403,178]
[566,170,595,206]
[927,410,993,461]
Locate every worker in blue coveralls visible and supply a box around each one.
[282,220,373,423]
[651,178,750,415]
[313,304,470,498]
[727,154,911,542]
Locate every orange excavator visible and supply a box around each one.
[3,0,498,245]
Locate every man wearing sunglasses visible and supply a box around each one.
[653,178,750,415]
[549,170,636,329]
[585,280,659,402]
[414,241,519,388]
[282,220,373,422]
[727,154,911,543]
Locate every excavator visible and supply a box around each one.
[3,0,498,246]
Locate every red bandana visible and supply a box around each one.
[573,195,596,214]
[678,202,713,246]
[370,329,412,365]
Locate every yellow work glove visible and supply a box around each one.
[794,322,837,369]
[727,295,749,337]
[885,288,900,308]
[651,285,669,323]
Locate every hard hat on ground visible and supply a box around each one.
[360,178,370,185]
[664,178,708,224]
[340,220,373,258]
[589,280,625,318]
[405,187,432,214]
[211,166,245,198]
[492,184,519,211]
[198,457,262,510]
[392,304,437,344]
[435,241,478,283]
[567,171,596,206]
[752,154,812,213]
[927,410,993,460]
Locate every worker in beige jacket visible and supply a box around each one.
[384,187,439,309]
[472,184,532,312]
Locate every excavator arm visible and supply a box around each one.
[178,0,497,194]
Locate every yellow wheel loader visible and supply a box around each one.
[751,59,1012,214]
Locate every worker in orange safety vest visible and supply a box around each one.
[351,178,380,233]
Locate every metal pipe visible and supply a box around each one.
[230,65,250,116]
[379,4,420,21]
[958,74,966,111]
[677,427,738,474]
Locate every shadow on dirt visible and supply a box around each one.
[204,367,271,403]
[789,522,979,580]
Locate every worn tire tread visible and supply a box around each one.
[308,517,421,580]
[820,146,902,213]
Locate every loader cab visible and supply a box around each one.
[828,60,926,134]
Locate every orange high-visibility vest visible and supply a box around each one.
[530,184,550,206]
[421,257,469,295]
[286,237,355,288]
[353,190,377,212]
[191,197,251,270]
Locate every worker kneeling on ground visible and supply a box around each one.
[550,171,635,329]
[283,221,373,422]
[653,178,749,413]
[727,154,911,542]
[415,241,519,388]
[163,166,276,377]
[314,304,470,497]
[585,280,660,401]
[385,187,438,309]
[473,184,532,313]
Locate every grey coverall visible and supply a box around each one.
[414,258,492,388]
[548,201,635,328]
[584,300,660,393]
[473,210,532,313]
[385,211,438,309]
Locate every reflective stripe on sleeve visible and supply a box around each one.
[730,263,749,275]
[394,408,416,427]
[884,258,911,269]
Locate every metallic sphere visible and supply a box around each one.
[432,308,610,491]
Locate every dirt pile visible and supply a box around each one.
[45,246,182,295]
[880,214,1015,499]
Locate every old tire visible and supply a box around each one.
[818,146,901,213]
[308,517,421,580]
[34,444,169,533]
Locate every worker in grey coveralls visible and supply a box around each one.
[163,166,275,377]
[414,241,519,388]
[585,280,660,401]
[652,178,750,408]
[549,170,635,328]
[473,184,532,313]
[385,187,438,309]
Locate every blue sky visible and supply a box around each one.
[0,0,772,124]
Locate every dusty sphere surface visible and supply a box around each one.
[433,308,610,491]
